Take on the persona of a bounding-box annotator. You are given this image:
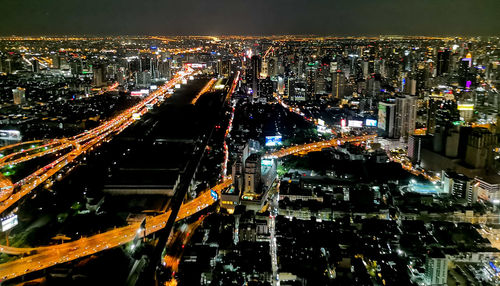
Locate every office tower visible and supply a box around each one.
[217,59,231,77]
[51,55,61,69]
[441,171,477,204]
[117,68,126,86]
[332,70,346,99]
[305,66,316,99]
[377,102,396,138]
[394,95,417,139]
[465,128,497,169]
[407,135,423,163]
[458,58,474,88]
[436,50,450,76]
[424,251,448,285]
[92,65,106,87]
[232,143,250,193]
[267,57,278,78]
[250,55,261,99]
[426,99,460,135]
[277,76,285,95]
[31,60,39,73]
[136,71,151,87]
[243,153,261,197]
[12,87,26,105]
[362,60,369,79]
[260,59,268,78]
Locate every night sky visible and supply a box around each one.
[0,0,498,36]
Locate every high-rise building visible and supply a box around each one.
[12,87,26,105]
[436,50,450,76]
[407,135,423,163]
[31,59,39,73]
[92,65,106,87]
[426,99,459,135]
[332,70,346,99]
[441,171,477,204]
[424,250,448,286]
[250,55,261,100]
[232,143,250,194]
[305,66,316,100]
[377,102,396,138]
[465,128,497,169]
[51,55,61,69]
[243,153,261,198]
[394,95,417,139]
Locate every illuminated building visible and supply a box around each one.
[377,102,396,138]
[305,65,316,100]
[407,135,423,163]
[441,170,477,204]
[12,87,26,105]
[436,50,450,76]
[331,70,346,99]
[394,95,417,140]
[92,64,106,87]
[465,128,497,169]
[424,250,448,286]
[243,153,261,198]
[250,55,261,100]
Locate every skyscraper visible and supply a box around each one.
[332,70,346,99]
[424,250,448,285]
[436,50,450,76]
[465,128,497,169]
[250,55,261,100]
[394,95,417,139]
[377,102,396,138]
[12,87,26,105]
[243,153,261,198]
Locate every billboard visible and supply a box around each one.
[457,104,474,111]
[1,214,18,231]
[318,119,325,126]
[261,158,274,166]
[265,136,282,147]
[365,119,377,127]
[340,119,347,128]
[348,120,363,128]
[378,103,387,130]
[317,125,331,134]
[210,189,218,200]
[0,130,21,140]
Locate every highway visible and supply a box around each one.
[0,67,197,213]
[0,130,378,281]
[387,152,439,182]
[221,71,240,180]
[264,135,377,159]
[0,179,232,281]
[273,93,338,135]
[191,78,216,105]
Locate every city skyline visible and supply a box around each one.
[0,0,499,36]
[0,1,499,284]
